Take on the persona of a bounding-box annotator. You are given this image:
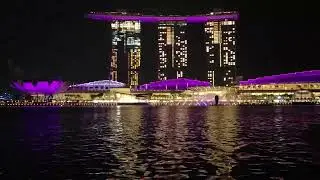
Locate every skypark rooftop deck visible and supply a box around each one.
[86,11,239,23]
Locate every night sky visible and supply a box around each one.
[2,0,319,88]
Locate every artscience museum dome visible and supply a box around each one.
[11,80,65,95]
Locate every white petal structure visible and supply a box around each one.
[11,81,65,94]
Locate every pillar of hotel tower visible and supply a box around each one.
[111,21,141,88]
[157,22,188,80]
[204,20,236,86]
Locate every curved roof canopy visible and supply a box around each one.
[138,78,211,91]
[240,70,320,85]
[70,80,125,89]
[11,81,65,95]
[0,92,14,101]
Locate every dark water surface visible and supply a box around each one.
[0,106,320,179]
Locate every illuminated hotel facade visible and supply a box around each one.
[111,21,141,88]
[205,20,237,86]
[158,22,188,80]
[87,11,239,87]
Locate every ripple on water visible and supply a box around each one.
[0,106,319,179]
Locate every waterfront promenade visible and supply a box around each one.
[1,99,319,108]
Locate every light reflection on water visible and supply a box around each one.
[105,106,143,178]
[0,106,320,179]
[204,106,239,178]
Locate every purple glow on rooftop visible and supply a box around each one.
[137,78,211,91]
[240,70,320,85]
[87,13,239,23]
[11,81,65,95]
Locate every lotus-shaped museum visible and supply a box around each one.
[137,78,211,91]
[11,81,65,95]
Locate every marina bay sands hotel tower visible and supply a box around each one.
[87,11,239,88]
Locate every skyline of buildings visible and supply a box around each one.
[94,11,238,88]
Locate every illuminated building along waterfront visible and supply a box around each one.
[205,19,237,86]
[111,21,141,88]
[87,11,239,86]
[237,70,320,104]
[3,70,320,107]
[158,21,187,80]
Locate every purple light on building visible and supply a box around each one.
[240,70,320,85]
[137,78,211,91]
[11,81,65,95]
[86,13,239,23]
